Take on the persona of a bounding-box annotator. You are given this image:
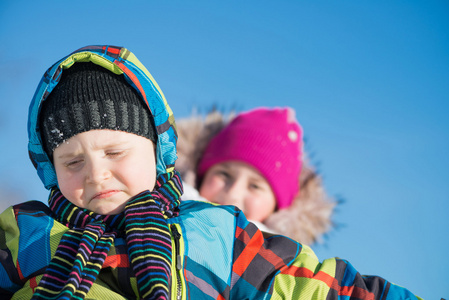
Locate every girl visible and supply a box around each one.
[177,107,337,245]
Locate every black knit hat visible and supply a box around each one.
[39,62,157,159]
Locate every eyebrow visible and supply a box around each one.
[55,152,79,160]
[55,140,131,160]
[248,173,266,182]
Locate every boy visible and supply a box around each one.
[0,45,420,299]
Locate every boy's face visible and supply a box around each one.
[199,161,276,222]
[53,129,157,215]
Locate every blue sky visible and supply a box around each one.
[1,1,448,298]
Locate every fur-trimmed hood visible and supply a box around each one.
[175,110,337,245]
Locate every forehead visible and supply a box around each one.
[54,129,152,153]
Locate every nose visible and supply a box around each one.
[86,159,111,184]
[223,181,246,212]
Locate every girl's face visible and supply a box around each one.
[53,129,157,215]
[199,161,276,222]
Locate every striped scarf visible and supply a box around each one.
[32,171,183,300]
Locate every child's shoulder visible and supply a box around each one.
[0,200,62,292]
[178,199,239,220]
[14,200,50,210]
[175,200,243,238]
[1,200,56,234]
[1,200,51,217]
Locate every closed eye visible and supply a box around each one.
[65,159,83,168]
[106,150,126,158]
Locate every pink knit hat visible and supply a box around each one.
[197,107,303,209]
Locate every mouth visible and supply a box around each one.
[91,190,120,200]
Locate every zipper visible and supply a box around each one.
[170,224,182,300]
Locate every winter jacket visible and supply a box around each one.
[0,198,421,300]
[176,111,337,245]
[0,45,420,299]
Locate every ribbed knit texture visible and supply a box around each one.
[32,171,183,300]
[39,62,157,158]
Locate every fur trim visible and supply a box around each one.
[176,110,336,245]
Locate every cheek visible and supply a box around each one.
[56,172,83,206]
[246,195,276,222]
[199,175,224,203]
[122,155,157,192]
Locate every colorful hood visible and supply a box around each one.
[28,45,178,190]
